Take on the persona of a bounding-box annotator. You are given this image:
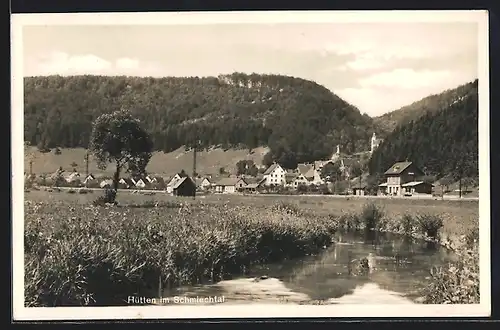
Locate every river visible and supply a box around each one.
[157,231,458,305]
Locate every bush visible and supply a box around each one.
[416,214,444,240]
[421,245,479,304]
[464,227,479,248]
[93,187,117,206]
[360,202,384,230]
[399,214,415,236]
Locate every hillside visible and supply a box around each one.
[24,146,270,177]
[373,80,478,132]
[368,88,478,180]
[24,73,382,169]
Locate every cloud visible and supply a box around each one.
[37,51,112,75]
[29,52,163,77]
[116,57,140,70]
[359,69,452,89]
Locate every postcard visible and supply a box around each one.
[12,10,490,320]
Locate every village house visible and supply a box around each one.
[379,161,432,196]
[262,163,286,186]
[170,176,196,197]
[100,179,113,189]
[350,175,369,196]
[132,177,148,189]
[166,172,189,193]
[118,177,135,189]
[240,177,265,193]
[83,173,96,186]
[195,177,212,190]
[214,177,248,194]
[298,163,324,186]
[65,171,81,184]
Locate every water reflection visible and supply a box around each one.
[247,230,457,301]
[160,230,457,304]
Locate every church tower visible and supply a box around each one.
[370,132,380,154]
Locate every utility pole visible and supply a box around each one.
[192,140,199,200]
[359,174,362,196]
[84,152,89,177]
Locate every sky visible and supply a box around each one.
[22,20,479,117]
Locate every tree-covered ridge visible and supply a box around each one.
[373,79,478,133]
[368,89,478,180]
[24,73,381,168]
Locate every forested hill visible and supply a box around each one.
[24,73,381,168]
[373,79,478,133]
[368,88,478,180]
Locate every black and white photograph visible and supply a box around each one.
[12,10,490,320]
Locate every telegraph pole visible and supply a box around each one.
[85,152,89,177]
[192,140,199,200]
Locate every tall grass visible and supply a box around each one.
[24,200,339,307]
[421,239,479,304]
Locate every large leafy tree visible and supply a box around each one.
[89,110,153,197]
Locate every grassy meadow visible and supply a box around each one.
[23,189,480,306]
[25,146,269,177]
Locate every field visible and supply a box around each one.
[24,146,269,177]
[23,190,480,306]
[24,190,479,239]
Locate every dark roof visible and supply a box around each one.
[384,161,413,175]
[153,176,165,184]
[120,177,135,185]
[244,177,264,184]
[172,177,186,189]
[263,163,280,175]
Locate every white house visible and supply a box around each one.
[262,163,286,186]
[133,178,147,188]
[296,163,323,186]
[214,178,247,194]
[100,179,113,188]
[83,174,96,185]
[196,177,212,190]
[65,171,81,183]
[292,173,310,187]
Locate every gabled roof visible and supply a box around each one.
[244,177,264,185]
[119,177,135,185]
[384,161,413,175]
[297,164,313,176]
[65,172,81,181]
[153,176,165,184]
[263,163,281,175]
[215,177,246,186]
[100,179,113,187]
[172,176,191,189]
[304,167,318,179]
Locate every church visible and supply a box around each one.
[370,133,383,154]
